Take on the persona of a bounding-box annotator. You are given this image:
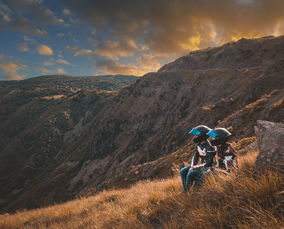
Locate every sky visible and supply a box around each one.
[0,0,284,80]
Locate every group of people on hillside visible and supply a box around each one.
[180,125,238,192]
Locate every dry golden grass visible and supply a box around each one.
[0,151,283,229]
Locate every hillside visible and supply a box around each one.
[62,36,284,196]
[0,74,138,212]
[1,36,284,213]
[0,146,283,229]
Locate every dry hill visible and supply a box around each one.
[1,36,284,212]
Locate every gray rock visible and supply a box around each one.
[255,120,284,172]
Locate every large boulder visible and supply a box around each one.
[255,120,284,172]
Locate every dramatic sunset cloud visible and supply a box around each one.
[37,45,53,55]
[0,0,284,78]
[65,0,284,56]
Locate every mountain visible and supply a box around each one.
[1,36,284,213]
[0,74,138,212]
[0,134,283,228]
[159,36,284,72]
[72,36,284,194]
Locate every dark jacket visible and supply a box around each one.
[191,140,216,169]
[215,143,238,172]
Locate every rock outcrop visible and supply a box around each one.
[255,120,284,172]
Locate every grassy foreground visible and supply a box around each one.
[0,152,283,229]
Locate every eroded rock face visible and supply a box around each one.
[255,120,284,172]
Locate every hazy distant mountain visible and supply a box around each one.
[1,36,284,212]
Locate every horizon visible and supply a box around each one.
[0,0,284,80]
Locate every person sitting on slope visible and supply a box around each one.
[207,128,238,174]
[180,125,216,192]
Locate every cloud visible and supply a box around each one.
[27,5,64,25]
[23,35,36,43]
[8,0,60,22]
[0,2,12,22]
[95,59,142,75]
[36,67,66,74]
[0,0,64,36]
[64,0,284,57]
[56,68,66,74]
[0,54,26,80]
[35,67,51,74]
[0,62,23,72]
[0,16,47,36]
[37,45,53,55]
[95,39,138,59]
[136,54,162,72]
[95,55,162,76]
[43,61,53,66]
[63,8,70,15]
[42,59,70,67]
[17,43,30,52]
[0,54,6,59]
[57,59,70,65]
[65,46,93,56]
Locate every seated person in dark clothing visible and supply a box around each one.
[207,128,238,174]
[180,125,216,192]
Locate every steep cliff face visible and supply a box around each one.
[1,36,284,212]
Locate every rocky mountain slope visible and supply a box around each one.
[74,36,284,194]
[1,36,284,213]
[1,122,283,228]
[0,75,138,212]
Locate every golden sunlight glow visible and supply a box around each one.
[230,33,260,42]
[179,35,201,51]
[273,21,284,36]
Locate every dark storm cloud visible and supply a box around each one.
[64,0,284,56]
